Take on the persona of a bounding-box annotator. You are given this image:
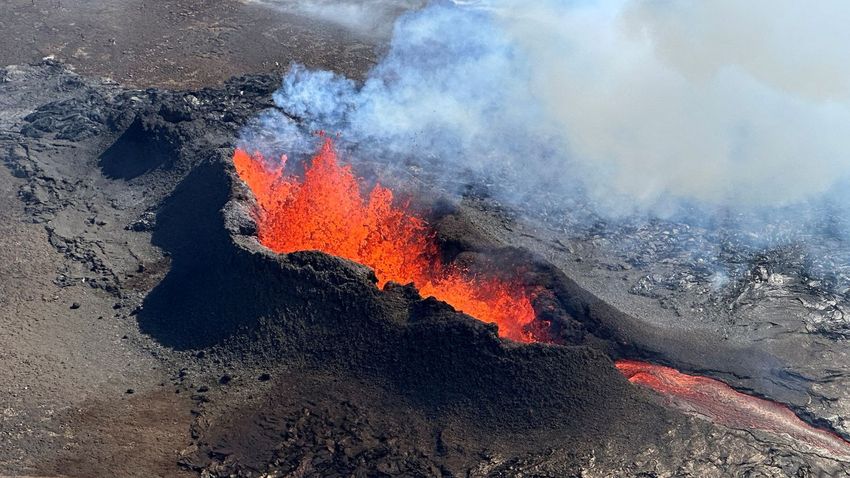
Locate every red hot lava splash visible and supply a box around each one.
[233,139,850,458]
[233,138,537,342]
[617,360,850,458]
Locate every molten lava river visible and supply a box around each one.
[233,139,850,459]
[617,360,850,458]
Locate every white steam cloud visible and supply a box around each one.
[252,0,850,217]
[501,0,850,208]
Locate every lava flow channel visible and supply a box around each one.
[617,360,850,458]
[233,138,537,342]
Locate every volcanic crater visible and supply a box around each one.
[136,129,674,474]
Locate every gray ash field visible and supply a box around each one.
[2,2,850,478]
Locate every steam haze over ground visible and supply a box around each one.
[243,0,424,36]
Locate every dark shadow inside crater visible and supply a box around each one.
[137,160,263,349]
[99,114,179,179]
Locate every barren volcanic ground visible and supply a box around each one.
[2,2,850,478]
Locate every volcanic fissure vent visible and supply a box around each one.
[233,137,541,343]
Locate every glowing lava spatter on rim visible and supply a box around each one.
[233,138,537,342]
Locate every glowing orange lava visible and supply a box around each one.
[616,360,850,458]
[233,138,537,342]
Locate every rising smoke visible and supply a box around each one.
[244,0,850,237]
